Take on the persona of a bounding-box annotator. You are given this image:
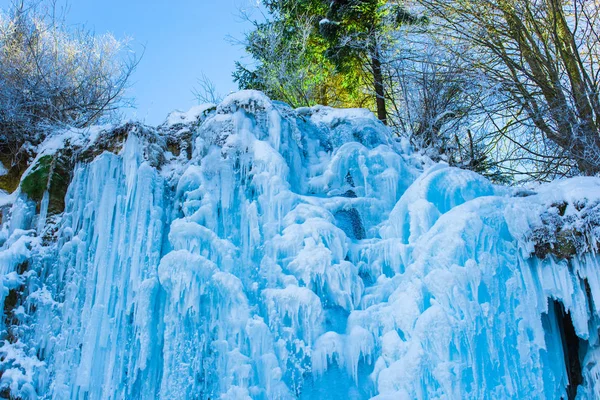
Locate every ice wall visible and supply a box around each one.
[0,91,599,399]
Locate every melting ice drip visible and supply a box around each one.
[0,91,600,399]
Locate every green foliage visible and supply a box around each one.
[234,10,362,108]
[236,0,422,123]
[21,155,52,203]
[21,151,72,214]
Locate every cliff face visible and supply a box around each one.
[0,90,599,399]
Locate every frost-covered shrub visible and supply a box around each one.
[0,1,136,159]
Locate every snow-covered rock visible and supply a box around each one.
[0,91,598,399]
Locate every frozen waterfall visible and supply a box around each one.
[0,91,599,399]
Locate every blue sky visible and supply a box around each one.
[1,0,257,124]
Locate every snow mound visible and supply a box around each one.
[164,104,216,127]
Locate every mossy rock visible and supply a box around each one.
[21,155,53,202]
[554,230,580,259]
[0,147,34,194]
[166,129,193,160]
[0,168,22,193]
[534,229,580,260]
[166,141,181,157]
[78,123,130,163]
[21,151,73,215]
[78,122,168,168]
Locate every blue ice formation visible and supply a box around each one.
[0,90,600,399]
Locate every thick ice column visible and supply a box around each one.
[44,134,167,400]
[158,99,301,398]
[157,250,217,398]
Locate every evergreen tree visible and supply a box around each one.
[235,0,421,123]
[318,0,420,124]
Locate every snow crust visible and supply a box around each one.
[164,104,215,127]
[0,91,600,399]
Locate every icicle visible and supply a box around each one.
[36,191,49,235]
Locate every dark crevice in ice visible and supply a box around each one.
[552,300,585,400]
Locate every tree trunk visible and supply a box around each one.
[371,48,387,125]
[570,134,600,176]
[500,3,600,176]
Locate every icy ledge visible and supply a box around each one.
[0,90,599,399]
